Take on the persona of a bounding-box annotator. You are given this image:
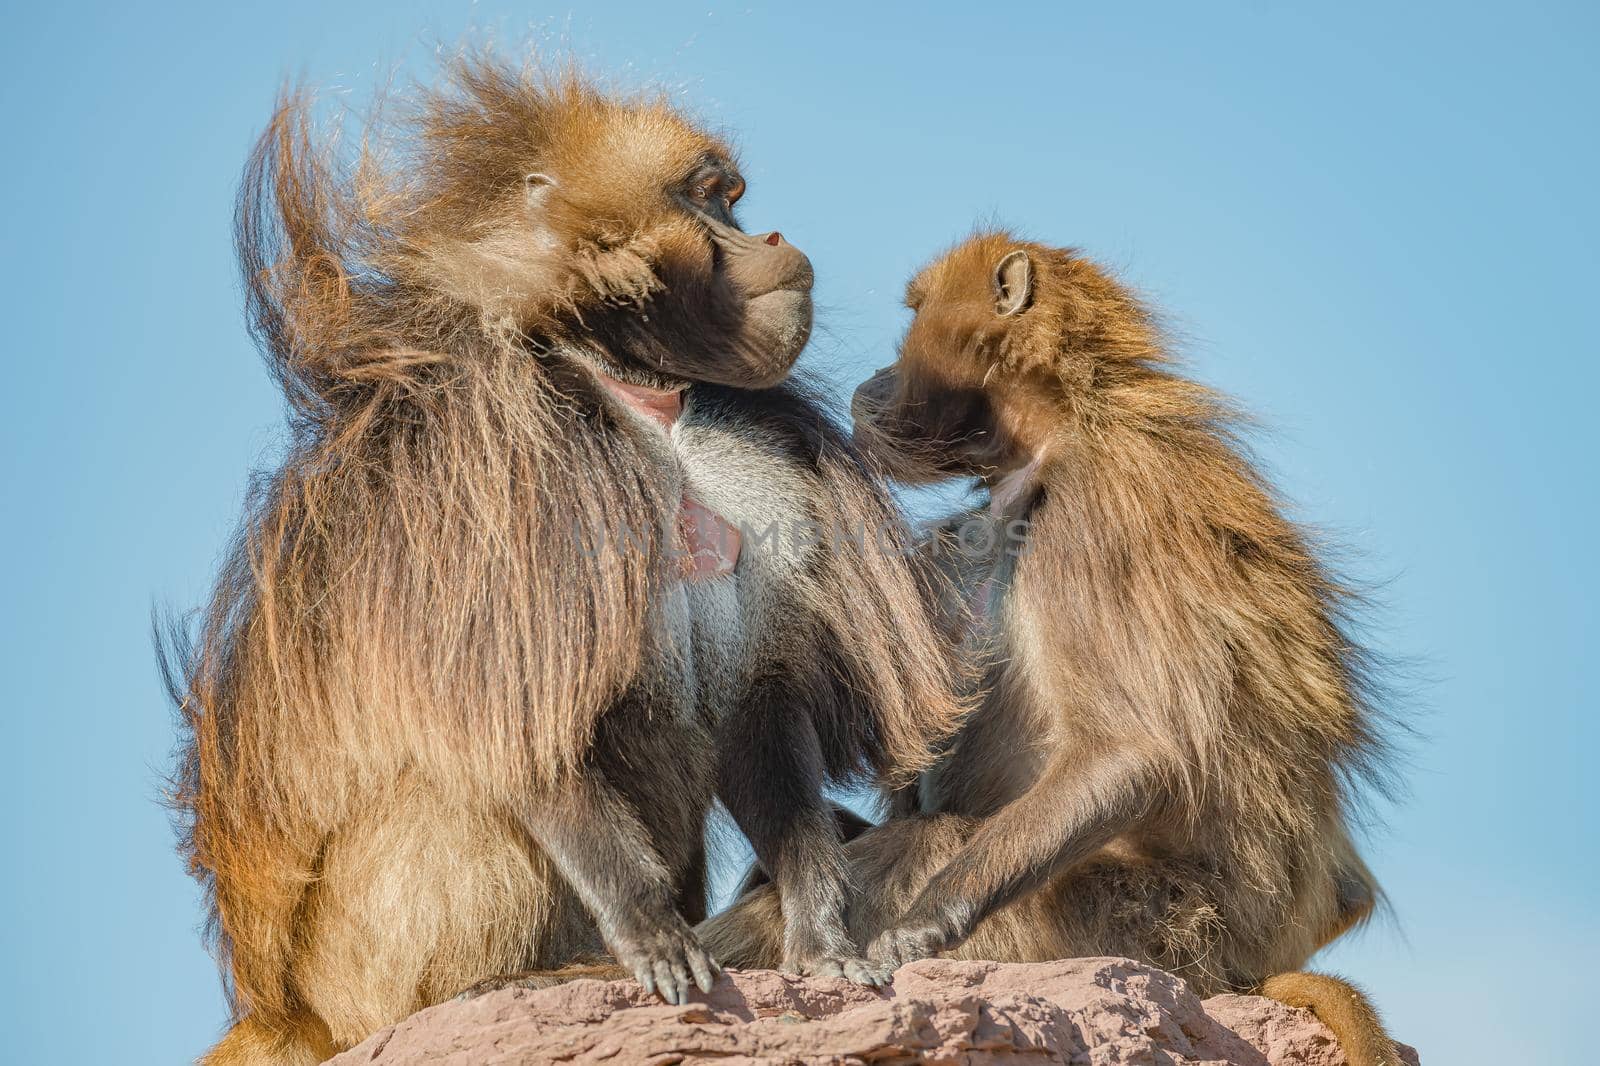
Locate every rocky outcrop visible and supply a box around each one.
[328,956,1417,1065]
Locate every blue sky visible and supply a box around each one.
[2,2,1594,1063]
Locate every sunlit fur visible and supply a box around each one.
[163,57,965,1065]
[876,232,1392,809]
[702,231,1402,1065]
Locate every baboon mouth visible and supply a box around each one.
[767,263,816,296]
[739,266,815,301]
[746,288,813,346]
[748,287,813,312]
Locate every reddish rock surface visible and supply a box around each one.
[328,956,1418,1065]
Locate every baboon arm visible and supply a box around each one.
[728,801,876,897]
[521,773,718,1005]
[869,748,1150,966]
[716,675,883,983]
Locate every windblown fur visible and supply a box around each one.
[164,56,965,1065]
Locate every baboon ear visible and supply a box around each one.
[993,250,1034,317]
[523,172,558,210]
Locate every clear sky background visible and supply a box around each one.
[2,2,1594,1063]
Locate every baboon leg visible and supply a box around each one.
[839,814,980,948]
[715,674,885,984]
[200,1012,332,1066]
[520,768,720,1006]
[294,780,578,1049]
[696,812,977,971]
[1259,973,1401,1066]
[732,801,876,896]
[868,750,1149,968]
[456,705,717,1004]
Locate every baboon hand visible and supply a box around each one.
[613,918,722,1005]
[867,915,951,970]
[781,914,891,986]
[784,952,893,987]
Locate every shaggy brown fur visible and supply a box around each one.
[699,231,1401,1065]
[164,57,964,1065]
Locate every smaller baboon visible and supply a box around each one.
[700,232,1401,1066]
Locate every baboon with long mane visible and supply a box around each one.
[165,58,965,1065]
[700,232,1403,1066]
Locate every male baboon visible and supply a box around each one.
[699,232,1401,1066]
[164,58,963,1065]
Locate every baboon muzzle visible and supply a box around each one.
[720,229,814,297]
[698,215,815,297]
[692,214,816,385]
[851,367,896,423]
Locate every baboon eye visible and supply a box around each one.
[688,172,740,210]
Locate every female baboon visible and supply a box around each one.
[165,58,964,1065]
[700,232,1401,1066]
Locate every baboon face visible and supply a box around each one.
[420,75,814,388]
[851,234,1040,482]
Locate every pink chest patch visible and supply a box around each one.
[677,497,742,579]
[591,368,742,582]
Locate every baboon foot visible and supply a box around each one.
[786,953,893,987]
[615,921,723,1005]
[867,919,948,971]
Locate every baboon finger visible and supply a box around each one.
[634,962,658,1001]
[689,948,719,993]
[652,957,681,1004]
[669,955,692,1000]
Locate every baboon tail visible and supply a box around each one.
[1258,972,1401,1066]
[200,1013,331,1066]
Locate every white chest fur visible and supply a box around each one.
[665,412,816,719]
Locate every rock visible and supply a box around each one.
[328,956,1418,1065]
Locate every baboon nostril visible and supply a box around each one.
[765,232,782,246]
